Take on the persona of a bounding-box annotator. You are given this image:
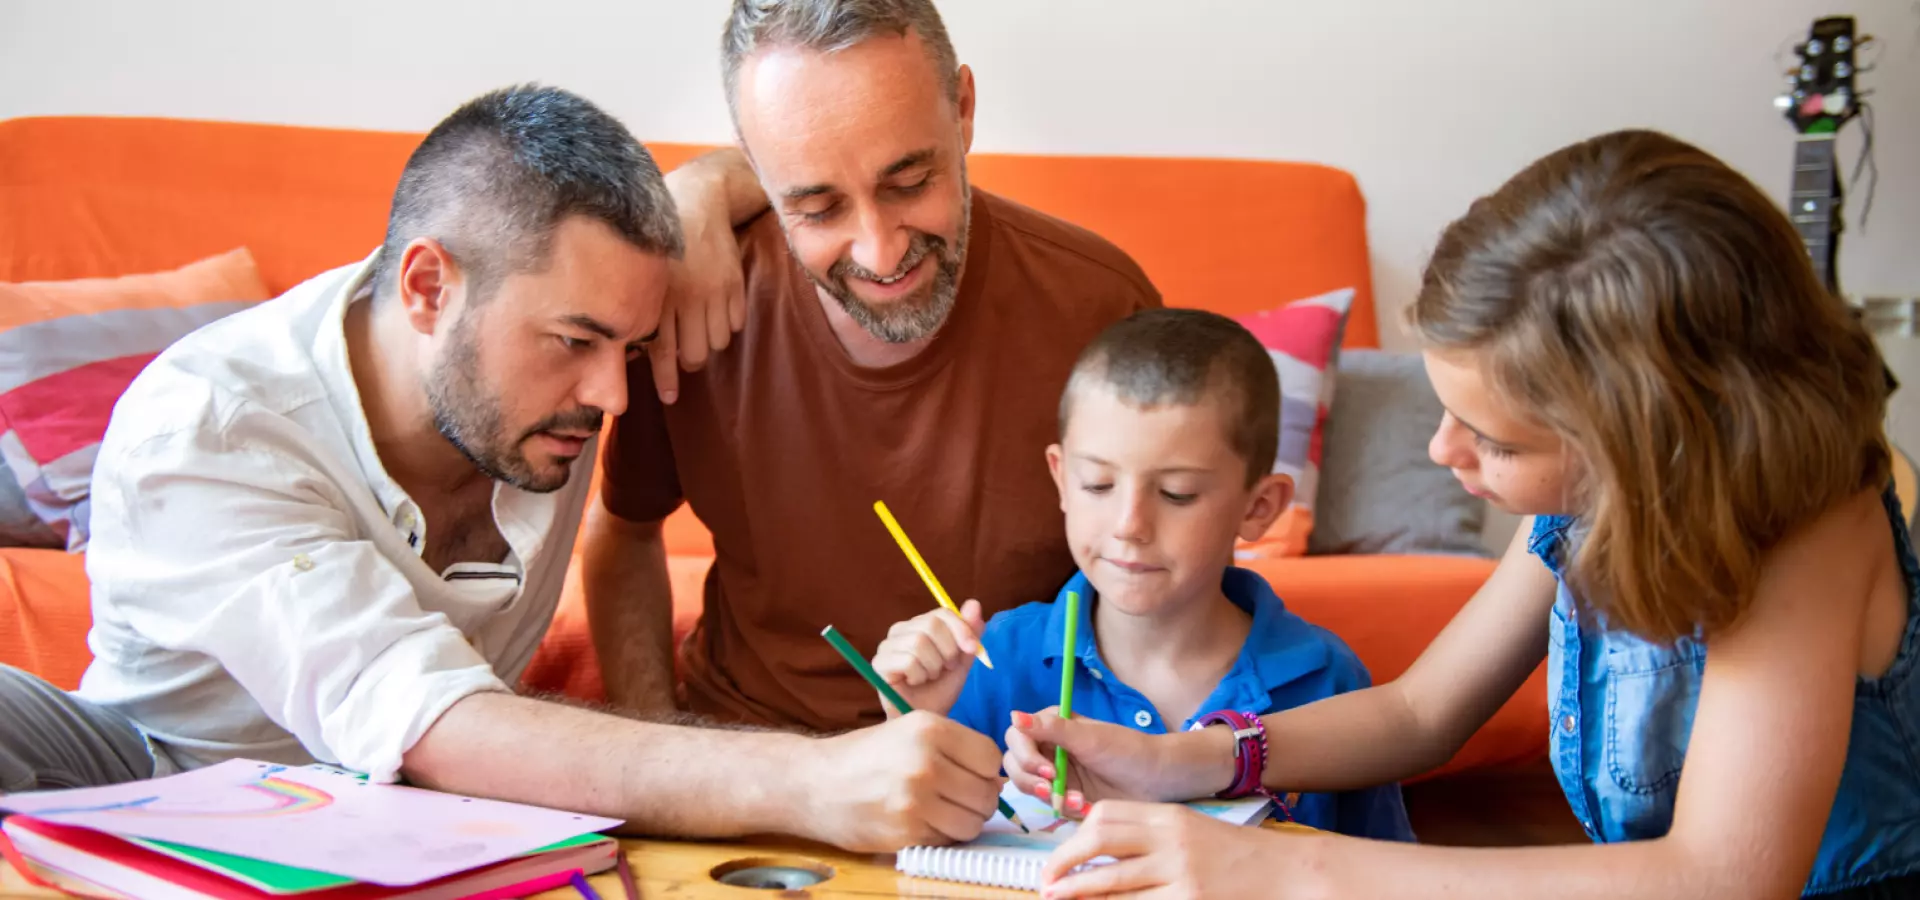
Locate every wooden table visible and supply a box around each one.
[0,835,1036,899]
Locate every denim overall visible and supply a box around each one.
[1532,487,1920,896]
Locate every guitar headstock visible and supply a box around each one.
[1777,16,1862,134]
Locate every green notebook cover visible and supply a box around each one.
[129,832,610,895]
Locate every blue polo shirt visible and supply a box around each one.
[949,566,1416,842]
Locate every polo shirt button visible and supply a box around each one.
[1561,714,1577,735]
[292,554,314,572]
[1089,669,1104,681]
[1133,710,1153,727]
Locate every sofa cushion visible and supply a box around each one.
[1242,552,1543,780]
[1233,288,1354,558]
[0,248,270,550]
[0,547,93,691]
[1310,349,1490,557]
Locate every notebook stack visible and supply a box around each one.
[0,760,623,900]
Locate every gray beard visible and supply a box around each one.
[798,185,972,345]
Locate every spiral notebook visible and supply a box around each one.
[895,787,1277,891]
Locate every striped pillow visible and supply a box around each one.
[0,249,271,550]
[1234,287,1355,558]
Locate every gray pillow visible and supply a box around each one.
[1307,349,1489,557]
[0,456,61,549]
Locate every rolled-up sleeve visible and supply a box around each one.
[87,422,508,782]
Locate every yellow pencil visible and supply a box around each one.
[873,500,994,670]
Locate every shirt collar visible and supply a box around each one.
[1039,570,1102,666]
[1040,567,1333,694]
[311,250,408,519]
[306,250,569,571]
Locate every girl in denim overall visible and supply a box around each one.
[1006,129,1920,899]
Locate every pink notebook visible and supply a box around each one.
[1,816,618,900]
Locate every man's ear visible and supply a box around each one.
[955,64,976,153]
[1238,472,1295,543]
[395,238,465,337]
[1045,443,1067,513]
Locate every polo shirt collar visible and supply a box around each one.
[1039,567,1333,697]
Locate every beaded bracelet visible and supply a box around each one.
[1189,709,1295,821]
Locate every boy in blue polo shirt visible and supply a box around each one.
[869,308,1414,841]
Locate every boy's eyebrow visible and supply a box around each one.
[1071,452,1215,475]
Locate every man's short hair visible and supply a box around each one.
[372,83,684,304]
[720,0,961,121]
[1059,309,1281,487]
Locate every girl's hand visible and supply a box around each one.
[1039,801,1320,899]
[869,599,987,716]
[1005,708,1229,806]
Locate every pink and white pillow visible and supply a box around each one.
[0,249,271,550]
[1233,287,1355,558]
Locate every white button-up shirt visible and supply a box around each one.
[77,254,593,783]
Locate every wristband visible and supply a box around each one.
[1189,710,1294,820]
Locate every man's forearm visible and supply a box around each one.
[402,691,803,838]
[667,147,769,228]
[580,498,679,714]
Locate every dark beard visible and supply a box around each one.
[425,312,600,494]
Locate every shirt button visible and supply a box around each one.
[1089,668,1104,681]
[1133,710,1153,728]
[401,511,417,528]
[292,554,315,572]
[1561,714,1577,735]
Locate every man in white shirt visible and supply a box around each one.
[0,84,1004,853]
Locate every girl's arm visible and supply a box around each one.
[1043,489,1884,900]
[1007,521,1559,802]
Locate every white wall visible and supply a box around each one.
[2,0,1916,346]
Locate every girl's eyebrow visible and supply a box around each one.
[1446,406,1519,447]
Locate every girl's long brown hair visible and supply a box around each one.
[1413,129,1891,642]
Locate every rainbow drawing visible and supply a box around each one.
[29,768,335,819]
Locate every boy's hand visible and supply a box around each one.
[871,599,988,717]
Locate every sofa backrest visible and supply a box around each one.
[0,115,1378,347]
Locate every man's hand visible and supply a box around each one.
[652,148,766,404]
[794,711,1006,853]
[871,599,987,717]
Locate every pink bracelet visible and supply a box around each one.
[1189,710,1294,821]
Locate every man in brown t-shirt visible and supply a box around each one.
[582,0,1161,733]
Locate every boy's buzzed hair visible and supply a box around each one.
[1059,308,1280,486]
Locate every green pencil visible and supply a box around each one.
[1053,590,1080,816]
[819,624,1028,833]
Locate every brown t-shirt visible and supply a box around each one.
[603,190,1161,731]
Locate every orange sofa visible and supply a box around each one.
[0,115,1542,785]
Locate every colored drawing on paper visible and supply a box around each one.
[24,767,334,819]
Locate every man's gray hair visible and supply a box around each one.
[720,0,961,119]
